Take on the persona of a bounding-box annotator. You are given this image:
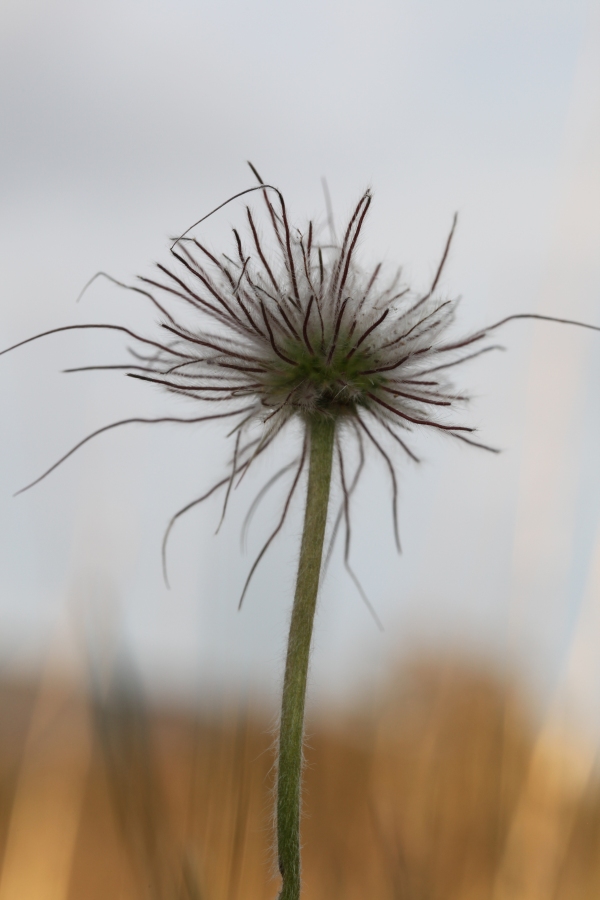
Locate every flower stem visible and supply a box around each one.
[277,415,335,900]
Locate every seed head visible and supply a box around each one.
[9,168,597,601]
[129,181,488,459]
[0,169,500,600]
[104,168,502,597]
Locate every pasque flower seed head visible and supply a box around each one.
[131,183,485,452]
[3,165,599,596]
[120,169,501,579]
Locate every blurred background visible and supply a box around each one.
[1,0,600,896]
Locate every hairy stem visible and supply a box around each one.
[277,415,335,900]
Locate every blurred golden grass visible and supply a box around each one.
[1,659,600,900]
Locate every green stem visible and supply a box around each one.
[277,415,335,900]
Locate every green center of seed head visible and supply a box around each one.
[266,329,384,415]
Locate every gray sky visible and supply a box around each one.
[1,0,599,722]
